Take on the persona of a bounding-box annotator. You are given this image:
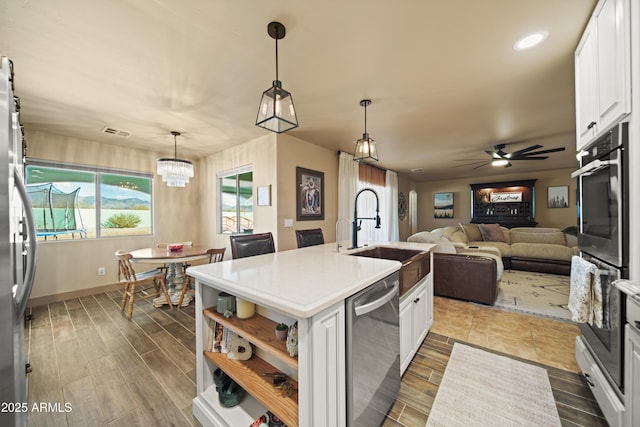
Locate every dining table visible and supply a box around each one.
[129,245,210,307]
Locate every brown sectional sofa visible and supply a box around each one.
[433,223,579,275]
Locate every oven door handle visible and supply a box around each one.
[571,159,615,178]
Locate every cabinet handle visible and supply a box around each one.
[587,121,597,130]
[583,373,595,387]
[414,298,420,303]
[634,320,640,329]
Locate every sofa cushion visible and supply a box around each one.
[460,223,482,242]
[478,223,506,242]
[510,230,566,246]
[511,242,574,262]
[408,232,456,254]
[468,241,512,258]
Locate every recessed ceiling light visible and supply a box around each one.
[410,167,424,173]
[514,31,548,51]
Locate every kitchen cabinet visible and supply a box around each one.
[575,336,624,427]
[625,324,640,427]
[187,242,435,427]
[194,281,347,427]
[400,273,433,374]
[624,292,640,427]
[575,0,631,151]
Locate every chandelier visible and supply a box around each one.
[353,99,379,162]
[157,131,194,187]
[256,21,299,133]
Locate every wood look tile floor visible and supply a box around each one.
[26,291,607,427]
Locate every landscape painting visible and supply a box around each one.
[434,192,454,219]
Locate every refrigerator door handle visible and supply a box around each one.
[13,167,37,317]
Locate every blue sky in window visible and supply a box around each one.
[54,182,149,201]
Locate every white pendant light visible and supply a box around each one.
[353,99,379,162]
[256,21,299,133]
[157,131,194,187]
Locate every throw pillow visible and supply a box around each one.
[478,223,506,242]
[459,223,482,242]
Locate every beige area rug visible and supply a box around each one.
[495,270,572,321]
[426,343,561,427]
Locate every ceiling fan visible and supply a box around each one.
[455,143,566,170]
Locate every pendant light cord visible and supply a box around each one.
[275,35,279,82]
[363,103,367,134]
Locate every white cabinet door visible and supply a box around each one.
[412,283,428,350]
[400,279,432,375]
[595,0,631,131]
[399,297,414,374]
[625,325,640,427]
[575,0,631,152]
[575,19,598,150]
[309,302,346,427]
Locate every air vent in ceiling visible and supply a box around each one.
[101,126,131,137]
[410,167,424,173]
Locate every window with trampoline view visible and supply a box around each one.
[218,166,253,234]
[25,162,153,240]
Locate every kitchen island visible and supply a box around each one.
[187,241,435,427]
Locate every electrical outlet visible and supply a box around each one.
[98,267,106,276]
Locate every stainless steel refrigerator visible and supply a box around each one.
[0,56,37,427]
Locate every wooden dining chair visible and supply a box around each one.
[115,249,172,319]
[295,228,325,248]
[229,232,276,259]
[178,248,226,309]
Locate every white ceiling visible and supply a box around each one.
[1,0,595,181]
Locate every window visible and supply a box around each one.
[218,165,253,234]
[26,160,152,240]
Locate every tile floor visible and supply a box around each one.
[25,291,606,426]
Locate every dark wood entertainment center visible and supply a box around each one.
[470,179,537,228]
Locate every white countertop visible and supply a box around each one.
[186,241,435,318]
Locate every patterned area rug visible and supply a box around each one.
[495,270,572,321]
[426,343,561,427]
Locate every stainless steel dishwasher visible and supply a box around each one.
[346,271,400,426]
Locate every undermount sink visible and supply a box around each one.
[349,246,430,296]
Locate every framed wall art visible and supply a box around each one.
[296,167,324,221]
[434,192,454,219]
[548,185,569,208]
[257,185,271,206]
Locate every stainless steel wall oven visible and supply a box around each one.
[573,121,629,268]
[572,120,629,397]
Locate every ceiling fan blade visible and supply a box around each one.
[471,162,490,170]
[511,156,549,160]
[521,147,566,156]
[452,160,489,168]
[511,144,543,155]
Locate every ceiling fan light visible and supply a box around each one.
[491,159,509,167]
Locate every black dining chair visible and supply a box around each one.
[229,232,276,259]
[295,228,325,248]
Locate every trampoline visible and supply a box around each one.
[27,183,87,240]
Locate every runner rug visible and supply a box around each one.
[426,343,561,427]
